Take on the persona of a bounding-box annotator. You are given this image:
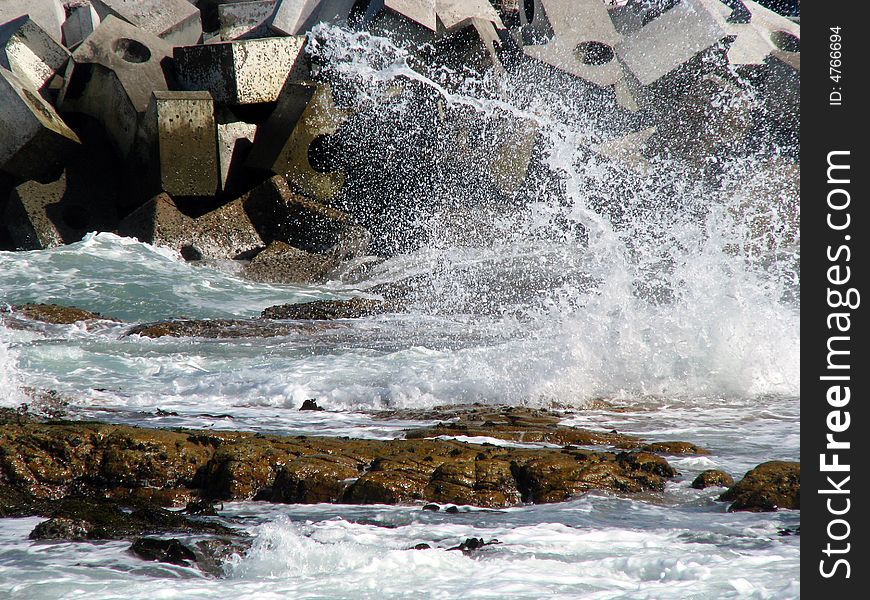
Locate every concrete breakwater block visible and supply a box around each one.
[0,0,65,43]
[246,83,347,202]
[173,36,307,105]
[61,3,101,50]
[91,0,203,46]
[136,90,221,198]
[242,240,337,284]
[0,67,80,183]
[0,15,70,91]
[118,175,369,265]
[243,174,370,258]
[59,16,174,158]
[218,0,276,41]
[269,0,321,36]
[523,0,624,90]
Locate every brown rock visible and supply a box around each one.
[126,318,339,339]
[641,441,710,455]
[262,298,391,320]
[719,461,800,512]
[691,469,734,490]
[3,303,118,325]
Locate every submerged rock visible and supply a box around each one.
[691,469,734,490]
[2,303,119,325]
[719,461,800,512]
[261,297,392,320]
[0,419,681,510]
[130,537,197,567]
[126,318,338,338]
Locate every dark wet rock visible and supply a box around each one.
[2,303,119,325]
[299,399,324,411]
[444,505,460,514]
[22,497,235,540]
[185,500,220,516]
[719,461,800,512]
[691,469,734,490]
[411,542,431,550]
[421,503,440,511]
[448,537,500,552]
[192,538,252,577]
[130,537,197,567]
[1,420,680,510]
[399,405,646,449]
[261,297,392,320]
[29,517,92,541]
[641,441,710,455]
[126,318,339,339]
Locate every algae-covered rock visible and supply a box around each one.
[691,469,734,490]
[261,298,391,320]
[719,461,800,512]
[2,304,120,325]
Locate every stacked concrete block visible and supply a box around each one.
[616,0,728,88]
[173,36,307,105]
[523,0,623,89]
[437,0,502,32]
[0,15,70,91]
[218,0,276,40]
[137,91,220,197]
[242,174,369,258]
[117,192,196,251]
[0,0,66,43]
[59,16,174,157]
[246,84,348,202]
[0,67,80,182]
[242,240,337,283]
[91,0,203,46]
[269,0,322,35]
[3,116,121,250]
[217,119,257,194]
[61,3,101,49]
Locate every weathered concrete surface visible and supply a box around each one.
[246,84,348,201]
[59,16,174,158]
[173,36,307,105]
[242,175,369,257]
[719,461,800,512]
[61,3,101,49]
[523,0,623,88]
[616,0,728,87]
[0,15,70,91]
[0,0,66,43]
[0,67,80,182]
[437,0,501,32]
[0,419,680,508]
[91,0,203,46]
[216,118,257,194]
[3,114,120,249]
[269,0,321,36]
[218,0,276,40]
[137,90,220,197]
[116,192,196,250]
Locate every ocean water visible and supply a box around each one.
[0,22,798,600]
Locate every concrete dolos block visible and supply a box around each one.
[174,36,307,105]
[270,0,321,35]
[246,83,348,202]
[523,0,623,89]
[62,4,101,50]
[218,0,276,40]
[0,0,65,43]
[91,0,203,46]
[59,16,174,158]
[137,91,220,197]
[0,15,70,91]
[616,0,728,87]
[118,175,369,263]
[0,67,80,182]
